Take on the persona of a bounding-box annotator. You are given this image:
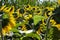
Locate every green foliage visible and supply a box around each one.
[0,0,60,40]
[47,27,54,40]
[20,32,41,40]
[33,15,45,25]
[52,27,60,40]
[11,28,19,33]
[42,1,50,7]
[14,33,21,37]
[2,13,9,19]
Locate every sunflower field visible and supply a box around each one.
[0,0,60,40]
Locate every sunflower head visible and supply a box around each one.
[45,11,51,17]
[36,10,41,15]
[19,8,25,14]
[32,6,37,11]
[26,4,31,8]
[0,6,16,35]
[13,12,18,19]
[26,5,29,8]
[25,4,32,10]
[32,7,35,10]
[44,8,53,18]
[46,7,54,11]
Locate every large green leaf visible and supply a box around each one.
[33,15,45,25]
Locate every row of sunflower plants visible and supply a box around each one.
[0,0,60,40]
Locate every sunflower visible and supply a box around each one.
[36,27,42,34]
[46,7,54,11]
[40,6,44,9]
[50,19,56,25]
[21,24,27,31]
[54,24,60,30]
[25,4,32,10]
[16,8,26,18]
[0,5,16,35]
[36,19,46,34]
[24,15,30,21]
[58,0,60,5]
[19,8,25,14]
[45,11,53,18]
[28,14,32,18]
[36,9,42,15]
[16,8,28,30]
[44,7,54,18]
[32,7,36,11]
[31,6,39,11]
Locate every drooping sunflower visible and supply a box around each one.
[0,5,16,35]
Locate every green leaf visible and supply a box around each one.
[3,13,9,19]
[14,33,21,37]
[29,0,36,6]
[33,15,45,25]
[26,33,41,40]
[20,32,41,40]
[11,28,19,33]
[15,20,28,28]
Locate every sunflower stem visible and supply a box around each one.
[45,13,55,40]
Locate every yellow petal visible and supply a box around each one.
[2,29,6,35]
[55,24,60,30]
[9,6,14,14]
[3,7,9,12]
[58,0,60,5]
[0,5,6,11]
[29,14,32,18]
[6,24,12,31]
[50,20,56,25]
